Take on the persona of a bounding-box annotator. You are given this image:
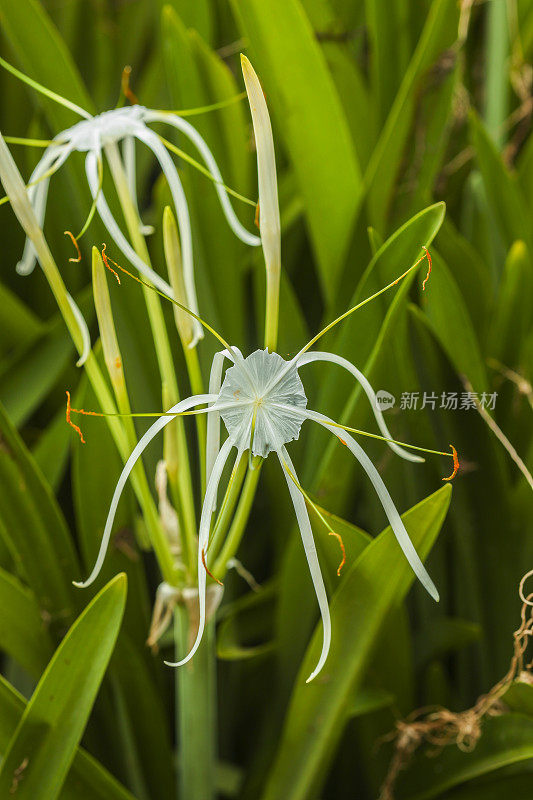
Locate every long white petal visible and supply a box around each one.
[143,110,260,247]
[74,393,218,589]
[132,127,203,347]
[278,446,331,683]
[306,408,439,601]
[16,145,71,275]
[166,436,234,667]
[123,135,153,236]
[85,150,176,299]
[67,292,91,366]
[297,351,424,463]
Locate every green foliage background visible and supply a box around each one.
[0,0,532,798]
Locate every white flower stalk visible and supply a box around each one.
[241,55,281,351]
[74,295,442,681]
[9,98,261,347]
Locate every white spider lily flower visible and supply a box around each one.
[75,344,439,683]
[13,103,261,347]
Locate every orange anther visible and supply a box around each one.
[64,231,81,263]
[422,246,432,291]
[254,201,260,229]
[201,548,223,586]
[442,444,459,481]
[121,65,139,105]
[329,531,346,576]
[101,243,121,284]
[65,390,85,444]
[115,357,122,369]
[339,438,347,446]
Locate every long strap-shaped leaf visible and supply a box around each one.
[0,574,127,800]
[0,675,135,800]
[262,485,451,800]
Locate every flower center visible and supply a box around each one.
[62,106,147,152]
[217,349,307,457]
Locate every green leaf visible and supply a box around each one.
[419,250,488,391]
[262,485,451,800]
[0,401,79,619]
[0,574,127,800]
[364,0,458,229]
[0,281,43,360]
[217,583,277,661]
[0,0,94,130]
[470,112,531,250]
[307,203,446,490]
[488,240,533,365]
[396,713,533,800]
[230,0,362,303]
[503,680,533,716]
[0,675,136,800]
[0,566,53,678]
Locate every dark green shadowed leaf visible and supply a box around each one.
[0,574,127,800]
[395,713,533,800]
[262,485,451,800]
[0,401,79,619]
[0,676,136,800]
[470,112,531,250]
[0,566,54,678]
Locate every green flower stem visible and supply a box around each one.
[183,343,207,496]
[264,274,280,352]
[212,461,262,579]
[105,143,197,571]
[174,608,217,800]
[208,452,248,561]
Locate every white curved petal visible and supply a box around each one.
[278,446,331,683]
[67,292,91,366]
[130,127,203,347]
[85,150,176,299]
[143,110,260,247]
[123,135,154,236]
[74,392,218,589]
[206,350,230,483]
[297,351,424,463]
[306,408,439,602]
[166,436,233,668]
[16,145,71,275]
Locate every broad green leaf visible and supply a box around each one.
[0,566,53,678]
[0,676,135,800]
[0,0,94,129]
[0,401,79,620]
[230,0,362,303]
[262,485,451,800]
[364,0,458,229]
[503,680,533,716]
[415,615,481,669]
[396,713,533,800]
[420,250,488,391]
[470,112,531,250]
[0,281,43,360]
[0,288,93,427]
[488,240,533,365]
[0,574,127,800]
